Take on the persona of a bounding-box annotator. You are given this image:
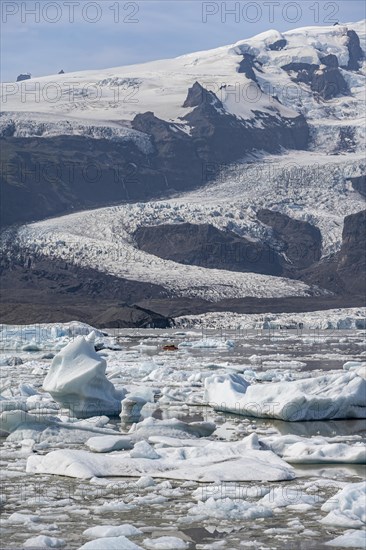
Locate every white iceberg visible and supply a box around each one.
[86,417,216,453]
[120,396,147,423]
[23,535,66,548]
[188,496,273,520]
[27,434,295,481]
[261,434,366,464]
[43,336,125,418]
[204,371,366,421]
[0,321,105,352]
[143,536,188,549]
[78,536,143,550]
[320,482,366,528]
[326,529,366,548]
[83,524,142,539]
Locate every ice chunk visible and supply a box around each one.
[135,476,155,488]
[26,435,295,481]
[78,537,143,549]
[23,535,66,548]
[120,396,147,423]
[43,336,125,418]
[86,435,134,453]
[129,417,216,439]
[261,434,366,464]
[143,537,188,549]
[83,524,142,539]
[320,482,366,528]
[178,338,235,349]
[326,529,366,548]
[343,361,366,371]
[130,440,161,459]
[259,486,320,509]
[86,417,216,453]
[205,371,366,421]
[188,496,272,520]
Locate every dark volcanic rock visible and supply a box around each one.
[349,175,366,197]
[257,209,322,270]
[132,111,202,193]
[16,74,31,82]
[183,83,309,163]
[237,54,258,81]
[134,222,283,275]
[268,39,287,51]
[337,210,366,295]
[298,210,366,296]
[320,54,339,68]
[343,30,364,71]
[182,81,222,108]
[282,61,348,100]
[0,133,188,227]
[0,254,172,328]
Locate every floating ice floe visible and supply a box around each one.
[143,536,188,549]
[82,524,142,539]
[261,434,366,464]
[23,535,66,548]
[86,417,216,452]
[78,537,143,550]
[26,434,295,481]
[204,370,366,421]
[0,410,119,447]
[0,321,106,353]
[120,396,147,423]
[178,338,235,349]
[320,481,366,528]
[43,335,125,418]
[188,496,273,521]
[325,529,366,548]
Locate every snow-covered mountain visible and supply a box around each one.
[1,22,365,148]
[1,22,365,325]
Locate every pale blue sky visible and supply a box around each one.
[1,1,365,82]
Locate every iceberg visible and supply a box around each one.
[26,434,295,481]
[78,537,143,550]
[86,417,216,452]
[320,482,366,528]
[204,371,366,421]
[261,434,366,464]
[43,336,125,418]
[325,529,366,548]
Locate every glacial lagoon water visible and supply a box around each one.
[1,328,365,549]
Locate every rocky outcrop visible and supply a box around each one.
[349,175,366,197]
[298,210,366,296]
[343,30,364,71]
[182,82,309,163]
[237,54,258,81]
[268,39,287,51]
[282,59,348,100]
[257,209,322,271]
[337,210,366,295]
[132,111,202,194]
[0,134,183,227]
[134,222,283,276]
[16,73,31,82]
[0,253,172,327]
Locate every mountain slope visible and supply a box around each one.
[1,22,365,227]
[1,22,365,324]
